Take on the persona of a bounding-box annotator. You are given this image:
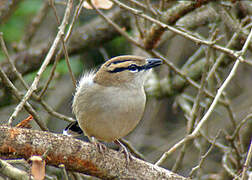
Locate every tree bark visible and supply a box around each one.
[0,125,186,180]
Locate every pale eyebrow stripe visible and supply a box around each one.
[106,59,132,66]
[112,59,132,64]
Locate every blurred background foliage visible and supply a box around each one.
[0,0,43,42]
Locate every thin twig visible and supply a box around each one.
[50,0,76,87]
[7,0,73,125]
[214,72,242,168]
[189,130,221,177]
[159,0,165,11]
[230,113,252,141]
[222,153,241,180]
[110,0,245,62]
[172,29,215,172]
[207,22,245,81]
[0,32,74,125]
[0,67,48,130]
[192,28,252,136]
[150,50,227,106]
[0,34,29,90]
[241,140,252,180]
[39,0,84,97]
[39,100,75,122]
[200,129,230,152]
[155,29,252,166]
[182,46,204,69]
[127,0,149,12]
[144,0,157,16]
[134,15,145,39]
[99,47,109,61]
[88,1,227,106]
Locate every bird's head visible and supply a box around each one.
[94,55,162,88]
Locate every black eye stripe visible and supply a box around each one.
[108,64,146,73]
[128,64,137,70]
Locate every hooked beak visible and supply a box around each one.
[145,58,163,69]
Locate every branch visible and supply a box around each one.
[241,139,252,180]
[7,0,73,125]
[143,0,212,49]
[0,8,131,88]
[155,28,252,166]
[0,125,186,180]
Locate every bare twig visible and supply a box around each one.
[230,113,252,140]
[39,0,85,97]
[189,130,221,177]
[0,17,74,124]
[200,129,230,152]
[0,66,48,130]
[241,140,252,180]
[99,47,110,60]
[182,46,204,69]
[150,50,227,106]
[155,29,252,166]
[127,0,149,12]
[172,30,215,172]
[88,0,227,106]
[222,153,241,180]
[0,34,29,91]
[206,15,250,81]
[144,0,157,16]
[49,0,76,87]
[110,0,245,62]
[7,0,73,125]
[192,28,252,136]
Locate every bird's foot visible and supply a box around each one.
[95,142,107,153]
[114,140,133,164]
[90,137,106,153]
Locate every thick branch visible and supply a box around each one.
[0,125,186,180]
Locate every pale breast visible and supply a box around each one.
[75,83,146,142]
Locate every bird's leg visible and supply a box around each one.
[90,136,106,153]
[114,139,133,163]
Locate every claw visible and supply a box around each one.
[114,139,133,164]
[90,136,107,153]
[96,142,107,153]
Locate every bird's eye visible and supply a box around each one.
[128,64,138,72]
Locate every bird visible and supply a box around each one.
[63,55,162,161]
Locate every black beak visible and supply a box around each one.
[145,58,162,69]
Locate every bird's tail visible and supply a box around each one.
[63,121,83,137]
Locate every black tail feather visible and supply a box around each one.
[63,121,83,136]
